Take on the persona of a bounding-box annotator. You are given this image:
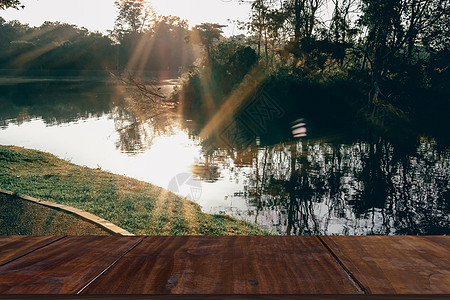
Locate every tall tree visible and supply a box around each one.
[243,0,326,63]
[283,0,325,42]
[113,0,155,37]
[329,0,358,44]
[400,0,450,56]
[358,0,450,105]
[189,23,226,57]
[247,0,270,57]
[422,0,450,52]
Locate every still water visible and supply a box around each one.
[0,79,449,235]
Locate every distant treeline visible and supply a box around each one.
[0,16,197,71]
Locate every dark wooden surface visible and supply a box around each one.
[2,296,450,300]
[1,296,450,300]
[82,236,361,294]
[320,236,450,294]
[0,236,449,295]
[0,236,63,266]
[420,236,450,249]
[0,236,143,294]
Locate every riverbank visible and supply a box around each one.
[0,191,116,235]
[0,145,270,235]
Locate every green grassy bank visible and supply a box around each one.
[0,145,271,235]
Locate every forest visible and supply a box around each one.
[1,0,449,144]
[174,0,450,147]
[0,1,197,72]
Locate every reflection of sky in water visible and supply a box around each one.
[0,116,247,215]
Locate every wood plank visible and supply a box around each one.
[420,236,450,249]
[1,296,448,300]
[0,236,143,294]
[82,236,361,295]
[320,236,450,294]
[0,236,63,266]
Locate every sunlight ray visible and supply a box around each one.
[19,25,58,42]
[6,23,83,68]
[148,187,172,235]
[124,33,157,77]
[198,60,268,141]
[187,28,217,112]
[11,42,60,67]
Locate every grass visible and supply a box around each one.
[0,145,272,236]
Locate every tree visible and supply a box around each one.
[113,0,155,37]
[189,23,226,57]
[151,15,192,69]
[329,0,358,45]
[422,1,450,53]
[246,0,270,58]
[242,0,327,66]
[283,0,325,43]
[0,0,24,10]
[401,0,450,55]
[357,0,450,107]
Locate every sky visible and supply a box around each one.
[0,0,252,36]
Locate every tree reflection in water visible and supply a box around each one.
[232,137,449,235]
[1,80,448,235]
[177,101,449,236]
[110,105,175,154]
[110,75,178,154]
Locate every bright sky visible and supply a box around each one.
[0,0,252,36]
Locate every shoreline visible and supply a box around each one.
[0,189,132,235]
[0,145,272,236]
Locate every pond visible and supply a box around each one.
[0,78,448,235]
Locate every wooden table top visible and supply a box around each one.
[0,236,448,295]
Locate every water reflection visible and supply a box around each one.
[226,138,449,235]
[0,80,448,235]
[0,81,113,128]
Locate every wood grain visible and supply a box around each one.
[0,236,143,294]
[0,236,63,266]
[82,236,361,295]
[420,236,450,249]
[320,236,450,294]
[1,236,448,295]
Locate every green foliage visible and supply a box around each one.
[209,40,259,86]
[238,0,449,84]
[0,14,196,72]
[0,21,116,70]
[174,39,259,123]
[113,0,154,37]
[114,15,194,71]
[109,1,196,71]
[189,23,226,55]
